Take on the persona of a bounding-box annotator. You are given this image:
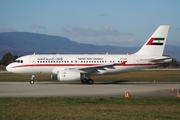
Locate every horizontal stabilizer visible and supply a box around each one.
[149,57,172,63]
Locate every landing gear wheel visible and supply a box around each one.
[81,78,87,84]
[30,75,35,85]
[87,79,94,85]
[30,80,34,84]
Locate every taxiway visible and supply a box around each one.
[0,82,180,97]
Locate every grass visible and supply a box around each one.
[0,65,6,70]
[0,70,180,82]
[0,69,180,119]
[94,70,180,82]
[0,97,180,120]
[0,73,51,82]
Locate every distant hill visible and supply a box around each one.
[0,32,179,61]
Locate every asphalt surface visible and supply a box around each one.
[0,81,180,97]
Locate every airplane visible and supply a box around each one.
[6,25,172,85]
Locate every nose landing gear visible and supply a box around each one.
[30,75,35,84]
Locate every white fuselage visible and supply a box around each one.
[6,54,161,75]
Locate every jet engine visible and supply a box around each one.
[51,70,80,81]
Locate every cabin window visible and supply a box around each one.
[14,60,23,63]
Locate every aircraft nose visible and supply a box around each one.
[6,64,12,72]
[6,65,10,72]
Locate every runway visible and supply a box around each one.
[0,81,180,97]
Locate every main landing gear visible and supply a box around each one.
[30,75,35,84]
[81,78,94,85]
[81,73,94,85]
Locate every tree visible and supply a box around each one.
[177,61,180,67]
[161,58,179,68]
[168,58,178,67]
[0,53,18,66]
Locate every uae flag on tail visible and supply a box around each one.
[146,38,165,45]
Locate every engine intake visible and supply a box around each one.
[51,70,80,81]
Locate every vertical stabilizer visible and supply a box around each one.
[134,25,169,56]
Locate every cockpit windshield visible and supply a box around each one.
[14,60,23,63]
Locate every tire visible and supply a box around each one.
[30,80,34,84]
[87,79,94,85]
[81,79,87,84]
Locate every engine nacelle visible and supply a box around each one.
[54,70,80,81]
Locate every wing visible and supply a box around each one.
[52,61,127,74]
[78,63,116,73]
[79,61,127,73]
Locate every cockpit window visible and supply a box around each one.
[14,60,23,63]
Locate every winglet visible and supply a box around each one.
[121,61,127,66]
[114,61,127,66]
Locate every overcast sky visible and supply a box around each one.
[0,0,180,47]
